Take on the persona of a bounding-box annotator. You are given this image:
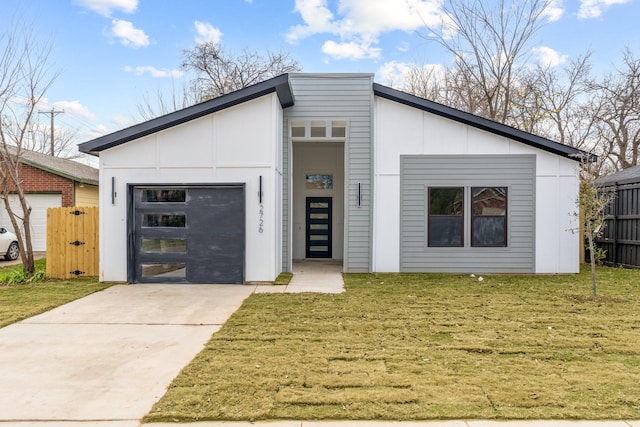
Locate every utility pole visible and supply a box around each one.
[39,108,64,156]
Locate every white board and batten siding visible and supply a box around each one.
[373,96,580,274]
[98,94,283,282]
[283,74,374,272]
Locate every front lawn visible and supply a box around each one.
[0,259,112,328]
[146,267,640,422]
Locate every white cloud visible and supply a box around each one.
[322,39,382,60]
[542,0,564,21]
[111,114,134,127]
[194,21,223,44]
[124,65,184,78]
[51,100,96,121]
[75,0,137,17]
[106,19,150,48]
[378,61,414,85]
[287,0,449,61]
[532,46,568,67]
[286,0,337,43]
[377,61,445,87]
[577,0,630,19]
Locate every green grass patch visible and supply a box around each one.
[0,259,112,327]
[146,266,640,422]
[273,272,293,286]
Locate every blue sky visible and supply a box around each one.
[1,0,639,148]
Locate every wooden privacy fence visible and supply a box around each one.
[596,183,640,268]
[46,206,99,279]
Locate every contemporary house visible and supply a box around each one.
[79,73,585,284]
[0,148,99,251]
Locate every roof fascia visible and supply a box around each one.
[79,74,293,155]
[372,83,595,162]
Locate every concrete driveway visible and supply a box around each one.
[0,284,255,426]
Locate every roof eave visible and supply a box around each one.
[373,83,595,163]
[79,73,293,156]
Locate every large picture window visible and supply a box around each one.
[472,187,507,247]
[427,186,508,248]
[428,187,464,247]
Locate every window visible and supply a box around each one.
[428,187,464,247]
[306,174,333,189]
[427,186,508,248]
[472,187,507,247]
[142,189,186,203]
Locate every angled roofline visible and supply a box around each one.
[373,83,596,162]
[79,73,294,156]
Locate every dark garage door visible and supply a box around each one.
[130,185,245,284]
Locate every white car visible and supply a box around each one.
[0,227,20,261]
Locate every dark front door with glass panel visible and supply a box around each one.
[306,197,332,258]
[131,186,245,284]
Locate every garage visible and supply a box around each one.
[0,193,62,252]
[129,185,245,284]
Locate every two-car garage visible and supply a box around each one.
[129,185,245,284]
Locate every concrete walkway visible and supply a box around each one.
[255,260,345,294]
[0,284,255,426]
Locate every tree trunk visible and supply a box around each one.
[586,220,597,298]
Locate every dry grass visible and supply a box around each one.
[146,267,640,422]
[0,260,112,328]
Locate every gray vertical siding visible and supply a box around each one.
[282,74,374,272]
[282,117,291,272]
[400,154,536,273]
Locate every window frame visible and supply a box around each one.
[427,186,465,247]
[427,186,509,249]
[471,187,508,247]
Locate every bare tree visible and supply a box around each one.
[590,49,640,171]
[512,53,597,146]
[420,0,555,123]
[26,122,79,158]
[578,159,614,298]
[0,25,59,278]
[136,79,201,121]
[182,43,301,101]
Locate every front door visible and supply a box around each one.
[306,197,332,258]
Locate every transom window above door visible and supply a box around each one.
[291,120,346,139]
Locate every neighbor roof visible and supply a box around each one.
[595,165,640,187]
[4,146,98,185]
[79,74,294,156]
[372,83,593,162]
[78,72,591,162]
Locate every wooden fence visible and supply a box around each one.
[595,183,640,268]
[46,206,99,279]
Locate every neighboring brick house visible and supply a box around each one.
[0,147,99,252]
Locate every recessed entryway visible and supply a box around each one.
[292,141,344,262]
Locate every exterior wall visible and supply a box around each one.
[98,94,282,282]
[373,97,579,274]
[74,183,99,206]
[8,163,74,206]
[283,74,374,272]
[400,155,535,273]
